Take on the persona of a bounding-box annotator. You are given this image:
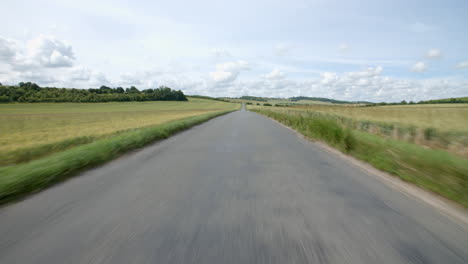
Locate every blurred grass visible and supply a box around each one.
[0,98,237,166]
[0,109,236,204]
[284,104,468,132]
[252,108,468,207]
[249,104,468,158]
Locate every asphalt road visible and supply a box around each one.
[1,107,468,264]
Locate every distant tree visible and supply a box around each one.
[400,100,407,104]
[99,86,112,94]
[19,82,40,90]
[0,83,187,103]
[126,86,139,93]
[115,87,125,94]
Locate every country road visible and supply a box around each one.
[1,107,467,264]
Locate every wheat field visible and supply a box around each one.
[0,98,237,165]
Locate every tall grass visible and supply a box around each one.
[253,107,468,158]
[0,110,235,205]
[252,108,468,207]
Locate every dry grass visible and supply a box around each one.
[0,98,237,165]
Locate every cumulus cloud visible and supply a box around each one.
[209,60,249,84]
[0,37,17,61]
[285,66,465,102]
[26,35,75,67]
[0,35,75,72]
[209,71,238,83]
[456,61,468,69]
[426,48,441,58]
[66,66,110,87]
[411,62,427,72]
[68,66,92,81]
[261,69,285,80]
[17,71,57,84]
[117,72,143,86]
[89,72,110,87]
[320,72,338,84]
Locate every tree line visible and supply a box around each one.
[365,98,468,106]
[0,82,188,103]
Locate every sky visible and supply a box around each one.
[1,0,467,102]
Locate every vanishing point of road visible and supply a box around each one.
[1,107,467,263]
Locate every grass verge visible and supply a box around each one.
[252,108,468,207]
[0,110,235,205]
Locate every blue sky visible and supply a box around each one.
[1,0,467,101]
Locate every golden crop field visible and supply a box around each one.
[284,104,468,132]
[0,98,237,165]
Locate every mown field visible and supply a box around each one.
[249,104,468,207]
[0,98,238,203]
[0,98,237,166]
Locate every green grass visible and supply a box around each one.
[266,103,468,132]
[0,98,237,166]
[0,109,236,205]
[249,104,468,158]
[252,108,468,207]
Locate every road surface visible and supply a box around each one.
[1,107,467,263]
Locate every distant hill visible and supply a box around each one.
[238,96,269,102]
[289,96,373,104]
[188,95,228,102]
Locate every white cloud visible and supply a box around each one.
[409,22,435,33]
[320,72,338,84]
[0,37,16,61]
[426,48,441,58]
[216,60,249,72]
[29,35,75,67]
[347,66,383,79]
[117,72,143,86]
[89,72,110,87]
[456,61,468,69]
[68,66,92,81]
[209,71,238,83]
[17,71,57,84]
[411,62,427,72]
[209,60,249,84]
[338,43,349,52]
[261,69,285,80]
[1,35,75,71]
[211,48,231,58]
[275,44,293,56]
